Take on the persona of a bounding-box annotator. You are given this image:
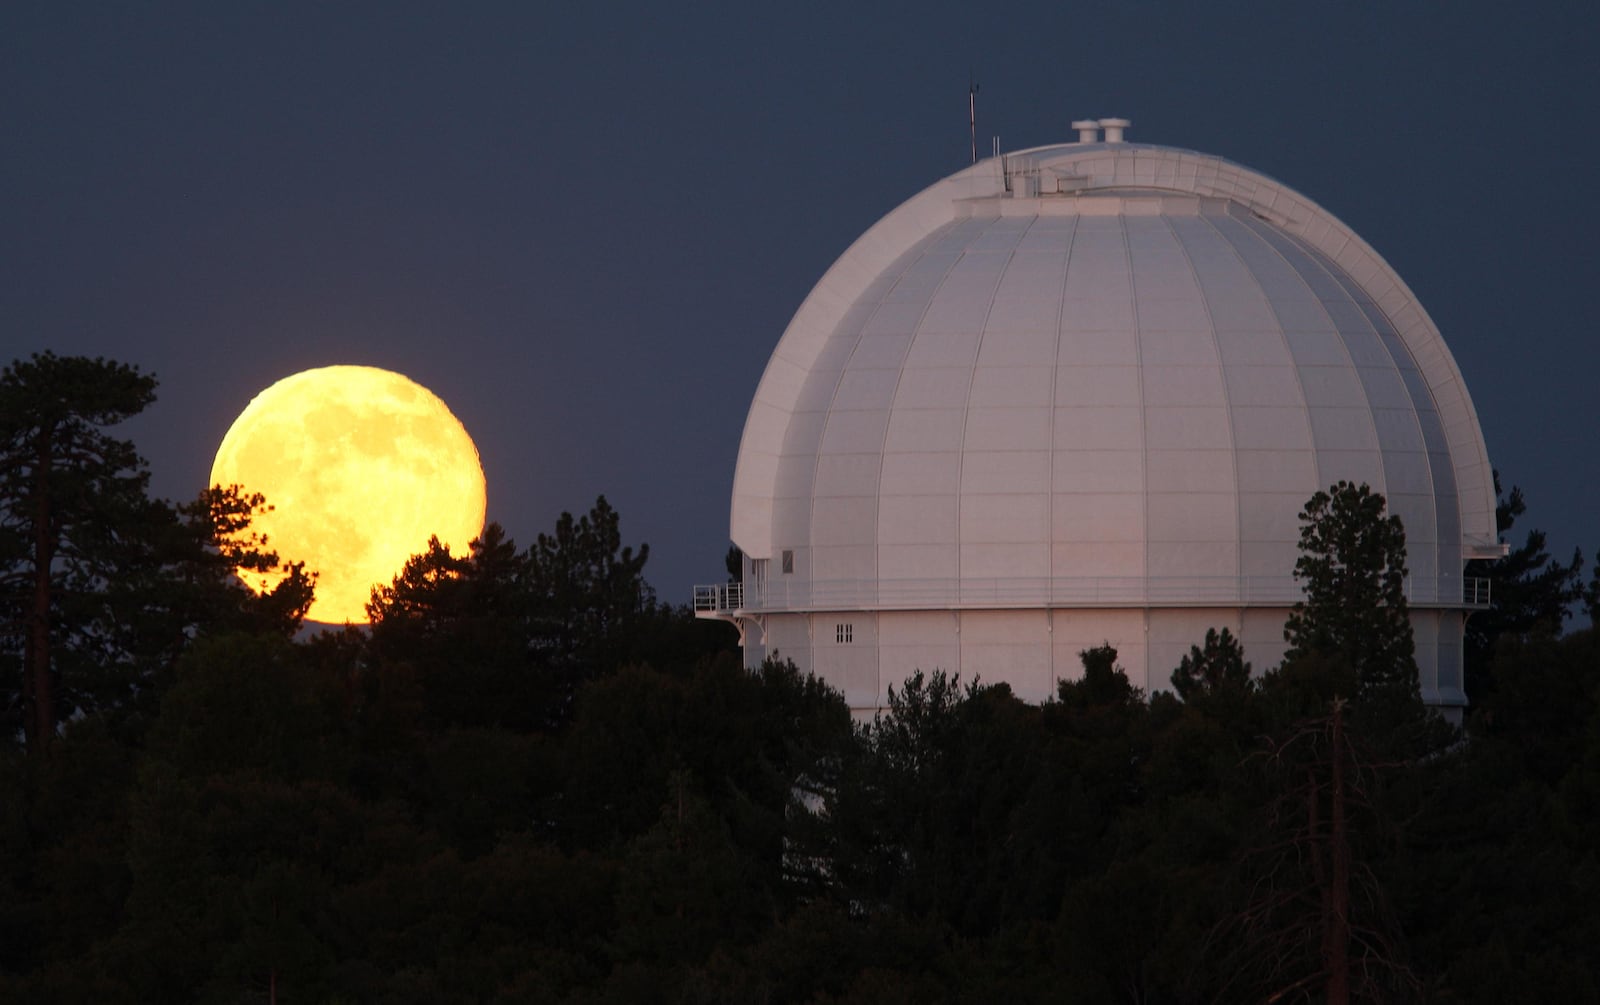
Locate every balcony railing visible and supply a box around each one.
[694,575,1491,614]
[693,582,743,613]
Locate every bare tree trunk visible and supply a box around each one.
[1324,701,1351,1005]
[26,427,54,754]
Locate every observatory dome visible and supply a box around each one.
[701,125,1498,715]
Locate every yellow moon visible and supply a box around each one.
[210,365,487,624]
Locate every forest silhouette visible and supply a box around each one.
[3,354,1598,1002]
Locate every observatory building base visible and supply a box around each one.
[711,605,1468,722]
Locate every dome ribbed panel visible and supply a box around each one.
[736,142,1494,572]
[1236,216,1459,590]
[1165,213,1307,583]
[958,217,1060,586]
[1051,215,1144,583]
[1127,213,1238,587]
[756,193,1482,612]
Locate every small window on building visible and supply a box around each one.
[836,623,853,644]
[782,549,794,574]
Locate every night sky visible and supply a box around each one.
[5,2,1596,606]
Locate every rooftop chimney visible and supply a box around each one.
[1098,117,1130,143]
[1072,119,1100,143]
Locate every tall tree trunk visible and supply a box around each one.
[26,426,54,754]
[1324,701,1351,1005]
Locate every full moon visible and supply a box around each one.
[210,365,487,625]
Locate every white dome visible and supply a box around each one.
[716,136,1498,711]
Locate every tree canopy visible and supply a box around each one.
[1465,472,1586,697]
[1283,481,1418,702]
[0,354,311,753]
[2,356,1597,1001]
[0,353,158,750]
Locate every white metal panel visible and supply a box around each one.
[810,332,862,374]
[1061,297,1135,332]
[811,543,875,581]
[1148,540,1238,578]
[961,450,1050,494]
[884,407,965,451]
[877,495,958,544]
[893,367,972,408]
[1053,541,1146,577]
[1269,297,1340,333]
[1138,300,1214,333]
[818,409,890,455]
[1371,409,1427,452]
[1299,366,1368,407]
[849,333,914,368]
[961,541,1050,580]
[1235,449,1317,492]
[965,407,1051,451]
[1056,364,1141,406]
[1146,406,1232,449]
[1225,366,1304,406]
[1238,492,1306,543]
[1059,328,1139,364]
[903,330,983,367]
[1317,450,1387,490]
[985,266,1067,335]
[1241,540,1299,578]
[1217,330,1298,365]
[1148,492,1237,542]
[1206,295,1280,332]
[811,497,877,545]
[969,217,1032,251]
[770,497,812,545]
[878,542,958,581]
[961,494,1050,543]
[810,613,881,709]
[920,264,1007,334]
[1411,610,1440,705]
[831,367,902,411]
[1053,449,1144,493]
[1053,493,1145,541]
[1309,407,1381,451]
[879,451,960,495]
[1435,610,1465,706]
[1357,367,1413,409]
[774,426,824,491]
[864,300,935,335]
[975,327,1060,366]
[970,366,1053,406]
[879,611,959,683]
[1146,449,1236,493]
[888,255,961,303]
[1143,365,1227,406]
[1231,407,1315,450]
[1054,406,1144,450]
[1284,331,1352,365]
[812,453,882,498]
[1380,449,1435,493]
[1140,330,1222,366]
[1240,609,1290,670]
[958,611,1054,701]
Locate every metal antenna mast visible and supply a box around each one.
[968,75,980,164]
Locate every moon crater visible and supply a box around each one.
[210,365,487,624]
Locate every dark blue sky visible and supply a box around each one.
[4,1,1596,602]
